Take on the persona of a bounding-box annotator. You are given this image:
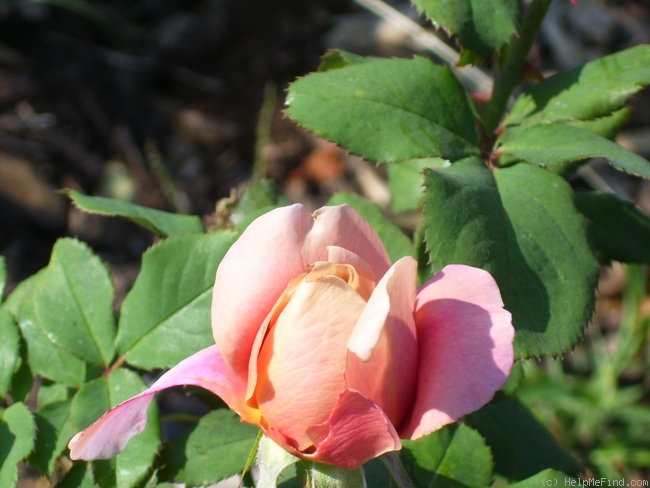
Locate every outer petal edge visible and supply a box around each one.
[303,389,401,469]
[68,345,247,460]
[400,264,514,439]
[212,204,314,377]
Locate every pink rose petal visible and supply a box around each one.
[303,389,401,469]
[68,345,247,460]
[305,205,391,282]
[346,257,418,425]
[400,265,514,439]
[252,276,366,451]
[212,204,314,378]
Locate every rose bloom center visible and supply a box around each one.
[247,261,380,453]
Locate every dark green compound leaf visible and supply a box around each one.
[69,368,160,488]
[506,44,650,127]
[286,56,479,163]
[0,310,20,399]
[467,396,581,481]
[401,423,492,488]
[116,231,237,370]
[498,122,650,178]
[574,191,650,264]
[29,238,116,367]
[0,402,36,487]
[411,0,519,60]
[327,192,414,262]
[160,409,259,486]
[65,189,204,237]
[423,158,598,358]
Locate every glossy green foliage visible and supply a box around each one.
[402,424,493,488]
[423,159,599,358]
[0,403,35,486]
[160,409,259,486]
[286,57,479,163]
[467,396,581,480]
[116,231,237,370]
[411,0,519,60]
[65,189,204,236]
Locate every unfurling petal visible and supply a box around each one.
[305,205,391,282]
[346,257,418,425]
[400,265,514,439]
[68,346,247,460]
[212,204,314,378]
[252,276,366,451]
[303,389,401,469]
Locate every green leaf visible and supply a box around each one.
[257,434,301,488]
[37,381,72,408]
[17,294,87,387]
[411,0,519,59]
[29,239,116,366]
[0,310,20,398]
[302,462,367,488]
[387,158,447,212]
[498,123,650,178]
[506,44,650,127]
[502,470,577,488]
[2,267,46,317]
[160,409,259,485]
[423,159,598,358]
[574,192,650,263]
[58,461,97,488]
[116,231,237,370]
[286,56,479,163]
[70,368,160,488]
[32,400,73,475]
[0,402,36,487]
[327,192,414,262]
[362,459,394,487]
[401,424,492,488]
[573,107,630,140]
[494,164,598,356]
[318,49,374,71]
[467,396,581,480]
[8,342,33,404]
[65,189,204,237]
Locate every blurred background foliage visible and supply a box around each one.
[0,0,649,484]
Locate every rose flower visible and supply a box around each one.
[68,204,514,469]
